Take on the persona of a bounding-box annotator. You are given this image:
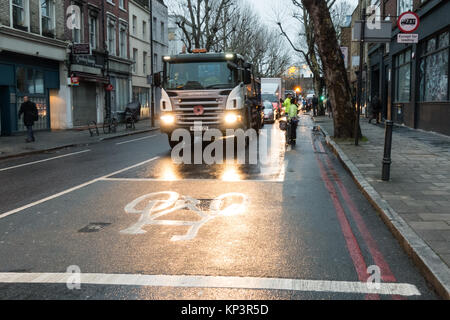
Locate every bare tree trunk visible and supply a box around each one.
[301,0,359,138]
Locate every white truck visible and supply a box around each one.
[261,78,284,119]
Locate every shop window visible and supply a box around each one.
[394,49,412,102]
[16,67,45,95]
[419,29,449,102]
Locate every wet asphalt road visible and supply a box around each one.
[0,114,439,300]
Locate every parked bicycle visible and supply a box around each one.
[103,113,119,134]
[88,102,142,137]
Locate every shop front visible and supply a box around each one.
[0,52,59,136]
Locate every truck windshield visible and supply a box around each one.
[261,94,278,103]
[166,61,237,90]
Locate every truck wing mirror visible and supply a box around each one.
[243,69,252,85]
[153,72,162,87]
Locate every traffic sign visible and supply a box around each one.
[397,33,419,43]
[397,11,420,33]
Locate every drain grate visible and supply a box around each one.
[78,223,111,233]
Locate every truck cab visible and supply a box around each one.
[159,52,262,148]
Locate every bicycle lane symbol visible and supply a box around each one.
[120,192,249,241]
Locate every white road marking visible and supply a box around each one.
[116,135,158,145]
[0,150,91,172]
[0,272,421,296]
[0,157,160,220]
[121,192,248,241]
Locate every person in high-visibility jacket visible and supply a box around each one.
[283,94,299,144]
[285,98,298,120]
[282,94,292,115]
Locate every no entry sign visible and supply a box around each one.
[397,11,420,33]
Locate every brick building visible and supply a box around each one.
[63,0,133,127]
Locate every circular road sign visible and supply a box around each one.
[397,11,420,33]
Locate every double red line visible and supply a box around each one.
[312,138,403,300]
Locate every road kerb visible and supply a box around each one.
[316,124,450,300]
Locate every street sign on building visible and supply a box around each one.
[72,43,91,55]
[397,33,419,43]
[397,11,420,33]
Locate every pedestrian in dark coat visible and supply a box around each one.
[312,95,319,117]
[368,95,381,124]
[326,97,332,118]
[18,96,38,142]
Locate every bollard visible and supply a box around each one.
[382,120,393,181]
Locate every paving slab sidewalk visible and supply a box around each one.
[0,119,160,160]
[314,115,450,299]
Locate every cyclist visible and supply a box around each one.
[284,94,299,146]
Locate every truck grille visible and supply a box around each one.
[171,95,226,126]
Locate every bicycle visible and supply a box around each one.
[285,117,298,147]
[103,113,118,134]
[88,120,99,137]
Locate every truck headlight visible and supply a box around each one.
[225,113,239,124]
[161,114,175,125]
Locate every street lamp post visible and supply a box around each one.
[149,0,155,128]
[354,4,366,146]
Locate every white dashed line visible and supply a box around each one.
[0,150,91,172]
[116,135,159,145]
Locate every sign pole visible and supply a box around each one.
[354,5,365,146]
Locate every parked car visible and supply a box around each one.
[263,101,276,123]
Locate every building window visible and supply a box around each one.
[12,0,28,31]
[143,21,147,39]
[119,0,125,10]
[153,53,158,72]
[119,23,128,58]
[160,22,164,42]
[107,18,116,55]
[394,49,412,102]
[41,0,55,37]
[143,51,147,74]
[132,15,137,35]
[153,17,157,39]
[419,30,449,102]
[132,48,137,73]
[397,0,413,16]
[89,15,97,49]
